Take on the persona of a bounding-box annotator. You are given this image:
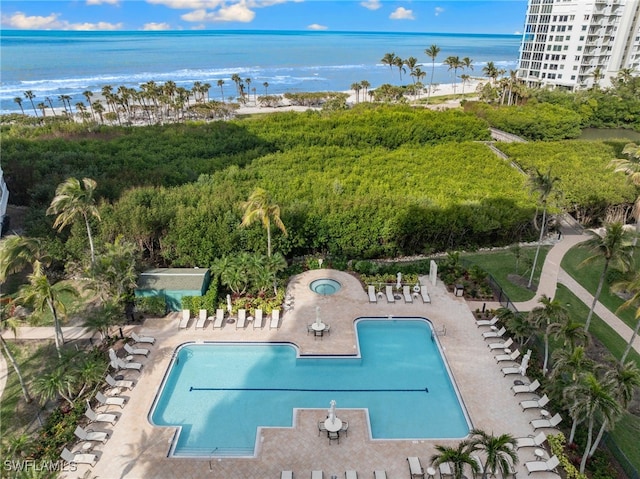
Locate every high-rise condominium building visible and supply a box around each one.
[517,0,640,90]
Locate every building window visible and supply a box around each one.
[582,25,587,31]
[577,46,582,51]
[571,75,576,80]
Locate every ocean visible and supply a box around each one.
[0,30,520,114]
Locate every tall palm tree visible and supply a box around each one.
[468,429,518,479]
[404,56,418,82]
[24,90,38,117]
[393,56,406,82]
[547,315,589,352]
[0,235,51,282]
[381,52,397,79]
[351,82,362,103]
[461,57,473,74]
[527,167,561,288]
[83,90,95,120]
[217,79,225,102]
[497,307,535,345]
[612,271,640,363]
[15,262,78,357]
[262,81,269,97]
[0,316,33,403]
[460,74,471,95]
[241,188,287,257]
[46,177,101,265]
[424,44,441,104]
[528,295,569,375]
[13,97,25,115]
[431,441,479,479]
[482,61,499,85]
[580,223,634,332]
[360,80,370,101]
[443,56,463,96]
[230,74,242,98]
[37,102,47,118]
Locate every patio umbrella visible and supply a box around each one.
[315,306,321,327]
[519,349,531,376]
[329,400,337,424]
[226,294,232,312]
[396,272,402,289]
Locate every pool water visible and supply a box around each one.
[309,278,342,295]
[150,319,470,457]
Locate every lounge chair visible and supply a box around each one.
[195,309,208,329]
[385,285,395,303]
[515,431,547,449]
[373,471,387,479]
[124,343,149,357]
[74,426,109,444]
[520,394,550,411]
[85,406,117,425]
[236,309,247,329]
[495,349,521,363]
[179,309,190,329]
[476,316,498,327]
[281,472,293,479]
[95,391,127,409]
[502,365,523,376]
[488,337,513,351]
[407,457,425,479]
[213,308,225,328]
[420,285,431,303]
[61,447,97,467]
[106,374,134,390]
[525,455,560,474]
[471,455,484,479]
[253,309,263,329]
[270,309,280,329]
[346,471,357,479]
[482,326,506,339]
[403,285,413,303]
[131,331,155,345]
[368,285,377,303]
[513,379,541,395]
[312,471,324,479]
[531,413,562,430]
[437,462,452,479]
[112,357,142,371]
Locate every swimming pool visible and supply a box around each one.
[150,319,471,457]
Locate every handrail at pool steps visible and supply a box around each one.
[177,446,254,457]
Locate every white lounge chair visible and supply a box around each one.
[502,365,524,376]
[438,462,453,479]
[312,471,323,479]
[236,309,247,329]
[525,455,560,474]
[214,308,225,328]
[270,309,280,329]
[373,471,387,479]
[368,285,377,303]
[531,413,562,430]
[95,391,127,409]
[482,326,506,339]
[520,394,549,410]
[61,447,97,467]
[488,337,513,351]
[74,426,109,444]
[346,471,357,479]
[420,285,431,303]
[385,286,395,303]
[495,349,521,363]
[471,454,484,479]
[281,472,293,479]
[195,309,208,329]
[131,331,155,345]
[106,374,134,390]
[476,316,498,327]
[85,406,117,425]
[112,357,142,371]
[403,285,413,303]
[179,309,191,329]
[513,379,541,395]
[124,343,149,357]
[407,457,425,478]
[253,309,263,329]
[515,431,547,449]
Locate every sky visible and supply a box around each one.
[0,1,528,34]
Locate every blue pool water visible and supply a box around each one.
[309,278,342,295]
[150,319,470,457]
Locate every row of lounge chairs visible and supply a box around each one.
[367,285,431,304]
[179,308,281,330]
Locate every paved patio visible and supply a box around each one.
[71,269,561,479]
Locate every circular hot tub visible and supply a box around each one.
[309,278,342,296]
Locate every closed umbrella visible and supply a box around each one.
[396,272,402,289]
[519,349,531,376]
[329,400,337,424]
[226,294,232,312]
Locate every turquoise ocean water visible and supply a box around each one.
[0,30,520,114]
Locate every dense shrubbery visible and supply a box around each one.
[465,101,583,140]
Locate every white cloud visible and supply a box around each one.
[86,0,120,5]
[514,30,522,35]
[307,23,327,30]
[360,0,381,10]
[142,22,172,30]
[434,6,444,16]
[181,2,255,22]
[390,7,414,20]
[147,0,223,8]
[1,11,122,30]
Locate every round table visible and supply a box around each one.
[426,467,436,479]
[311,322,327,332]
[81,442,93,452]
[324,417,342,432]
[534,448,545,460]
[540,409,550,418]
[503,348,512,354]
[107,387,122,396]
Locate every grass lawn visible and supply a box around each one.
[561,245,638,330]
[462,245,551,302]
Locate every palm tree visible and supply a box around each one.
[351,82,362,103]
[83,90,95,120]
[612,271,640,363]
[46,177,101,265]
[231,74,242,98]
[15,262,78,357]
[547,315,589,351]
[32,363,75,406]
[431,441,479,479]
[13,97,25,115]
[381,52,397,79]
[0,316,33,403]
[460,74,471,95]
[262,81,269,97]
[404,56,418,82]
[461,57,473,74]
[497,307,535,345]
[468,429,518,479]
[37,102,47,118]
[527,167,561,288]
[24,90,38,117]
[528,295,569,375]
[580,223,634,332]
[0,235,51,282]
[424,44,441,104]
[241,188,287,257]
[443,56,463,96]
[360,80,370,101]
[482,61,499,85]
[393,55,406,82]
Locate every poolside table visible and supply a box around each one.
[311,322,327,332]
[324,417,342,432]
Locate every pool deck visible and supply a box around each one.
[74,269,561,479]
